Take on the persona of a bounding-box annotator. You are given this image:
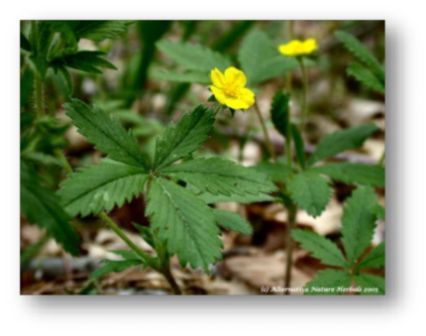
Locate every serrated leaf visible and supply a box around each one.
[157,39,231,72]
[308,124,378,165]
[358,242,385,270]
[335,30,384,80]
[20,161,80,256]
[153,105,215,169]
[151,68,210,84]
[58,160,147,217]
[239,30,298,85]
[254,161,293,184]
[291,124,306,169]
[146,177,222,271]
[65,98,148,168]
[347,63,384,94]
[270,91,290,138]
[291,229,346,267]
[163,157,276,197]
[287,171,332,217]
[68,20,133,42]
[313,162,385,188]
[304,269,352,295]
[213,209,252,235]
[195,189,274,204]
[342,187,379,264]
[50,51,116,74]
[355,273,385,295]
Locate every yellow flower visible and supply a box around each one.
[278,38,318,57]
[210,66,255,110]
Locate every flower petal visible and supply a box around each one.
[224,66,247,87]
[210,68,225,88]
[210,85,228,105]
[237,87,255,109]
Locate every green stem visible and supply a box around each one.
[55,149,73,175]
[284,205,297,294]
[161,261,182,295]
[253,103,276,161]
[298,57,309,132]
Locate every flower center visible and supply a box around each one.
[223,84,239,98]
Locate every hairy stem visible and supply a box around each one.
[299,57,309,132]
[161,261,182,295]
[253,103,276,161]
[284,205,297,294]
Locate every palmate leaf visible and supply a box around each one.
[213,209,252,235]
[287,171,332,217]
[291,229,346,267]
[358,242,385,270]
[335,30,384,81]
[50,51,116,74]
[347,63,384,94]
[313,162,385,188]
[195,189,274,204]
[146,177,222,271]
[156,39,231,72]
[270,91,290,138]
[355,273,385,295]
[304,269,352,295]
[58,160,148,217]
[342,187,379,264]
[65,98,148,168]
[153,105,215,169]
[162,157,277,197]
[239,30,298,85]
[21,161,80,255]
[308,124,378,165]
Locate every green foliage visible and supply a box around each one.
[287,171,332,217]
[335,30,385,94]
[291,229,346,267]
[58,160,148,217]
[308,123,378,165]
[313,162,385,188]
[254,161,292,184]
[64,98,148,168]
[50,51,116,74]
[20,161,80,255]
[60,21,134,42]
[270,91,290,138]
[163,157,277,197]
[146,177,222,271]
[153,105,215,169]
[293,186,384,295]
[304,270,352,295]
[238,29,298,85]
[341,186,379,264]
[291,124,306,169]
[213,209,252,235]
[151,68,210,84]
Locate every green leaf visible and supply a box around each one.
[163,157,276,197]
[153,105,215,169]
[313,162,385,188]
[358,242,385,270]
[67,21,133,42]
[347,63,384,94]
[238,29,298,85]
[50,51,116,74]
[291,124,306,169]
[21,161,80,256]
[151,68,210,84]
[355,273,385,295]
[304,270,352,295]
[65,98,148,168]
[254,161,293,184]
[335,30,384,80]
[146,177,222,271]
[91,259,141,281]
[342,187,379,264]
[287,171,332,217]
[58,160,147,217]
[291,229,346,267]
[157,39,231,72]
[195,190,274,204]
[213,209,252,235]
[270,91,290,138]
[308,124,378,165]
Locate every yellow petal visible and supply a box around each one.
[237,87,255,109]
[302,38,318,54]
[210,68,225,88]
[224,66,247,87]
[210,85,228,105]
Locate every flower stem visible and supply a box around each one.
[253,103,276,161]
[298,57,309,132]
[161,261,182,295]
[284,204,297,295]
